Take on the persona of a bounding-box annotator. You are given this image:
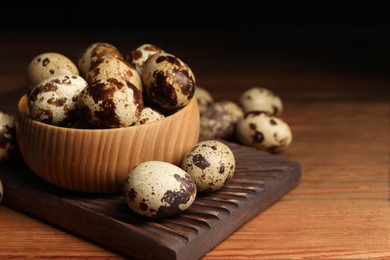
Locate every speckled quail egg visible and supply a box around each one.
[236,112,292,153]
[126,43,163,76]
[239,87,283,116]
[85,57,142,91]
[77,42,123,77]
[0,111,16,163]
[28,74,88,126]
[199,100,244,140]
[194,86,214,114]
[123,161,197,218]
[134,106,165,125]
[181,140,235,193]
[0,178,3,203]
[26,52,79,89]
[142,52,196,111]
[77,78,143,128]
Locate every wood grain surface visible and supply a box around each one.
[0,23,389,259]
[0,141,301,259]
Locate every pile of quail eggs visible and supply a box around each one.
[195,86,293,153]
[0,42,293,216]
[25,43,196,129]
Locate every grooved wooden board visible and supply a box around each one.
[0,141,301,260]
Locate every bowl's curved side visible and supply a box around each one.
[16,95,200,193]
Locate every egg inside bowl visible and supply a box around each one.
[16,94,199,193]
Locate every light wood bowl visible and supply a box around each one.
[16,94,199,193]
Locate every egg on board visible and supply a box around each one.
[199,100,244,140]
[181,140,235,193]
[0,111,16,163]
[77,42,123,77]
[126,43,163,76]
[236,111,292,153]
[194,86,214,114]
[85,57,142,91]
[28,74,88,126]
[0,179,3,203]
[134,106,165,125]
[26,52,79,89]
[123,161,197,218]
[77,78,143,128]
[239,87,283,116]
[142,52,196,111]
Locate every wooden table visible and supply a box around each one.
[0,28,389,259]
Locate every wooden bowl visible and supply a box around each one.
[16,94,199,193]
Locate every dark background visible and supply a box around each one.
[0,1,389,84]
[1,2,389,30]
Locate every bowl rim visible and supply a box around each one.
[18,94,198,133]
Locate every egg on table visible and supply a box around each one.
[123,161,197,218]
[77,42,123,77]
[194,86,214,114]
[85,57,142,91]
[26,52,79,89]
[142,52,196,111]
[236,111,292,153]
[239,87,283,116]
[181,140,235,193]
[77,78,143,128]
[0,111,16,163]
[126,43,164,76]
[28,74,88,126]
[199,100,244,140]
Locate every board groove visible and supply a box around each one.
[0,141,301,259]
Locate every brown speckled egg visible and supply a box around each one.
[236,112,292,153]
[0,111,16,163]
[126,43,163,76]
[199,100,244,140]
[134,106,165,125]
[28,74,88,126]
[26,52,79,89]
[194,86,214,114]
[77,42,123,77]
[77,78,143,128]
[85,57,142,91]
[0,178,3,202]
[239,87,283,116]
[123,161,197,218]
[181,140,235,193]
[142,53,196,111]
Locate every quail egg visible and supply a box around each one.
[142,52,196,111]
[77,78,143,128]
[28,74,88,126]
[236,112,292,153]
[77,42,123,77]
[181,140,235,193]
[123,161,197,218]
[85,57,142,91]
[199,100,244,140]
[194,86,214,114]
[239,87,283,116]
[126,43,163,76]
[26,52,79,89]
[0,111,16,163]
[134,106,165,125]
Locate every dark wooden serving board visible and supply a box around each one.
[0,141,302,260]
